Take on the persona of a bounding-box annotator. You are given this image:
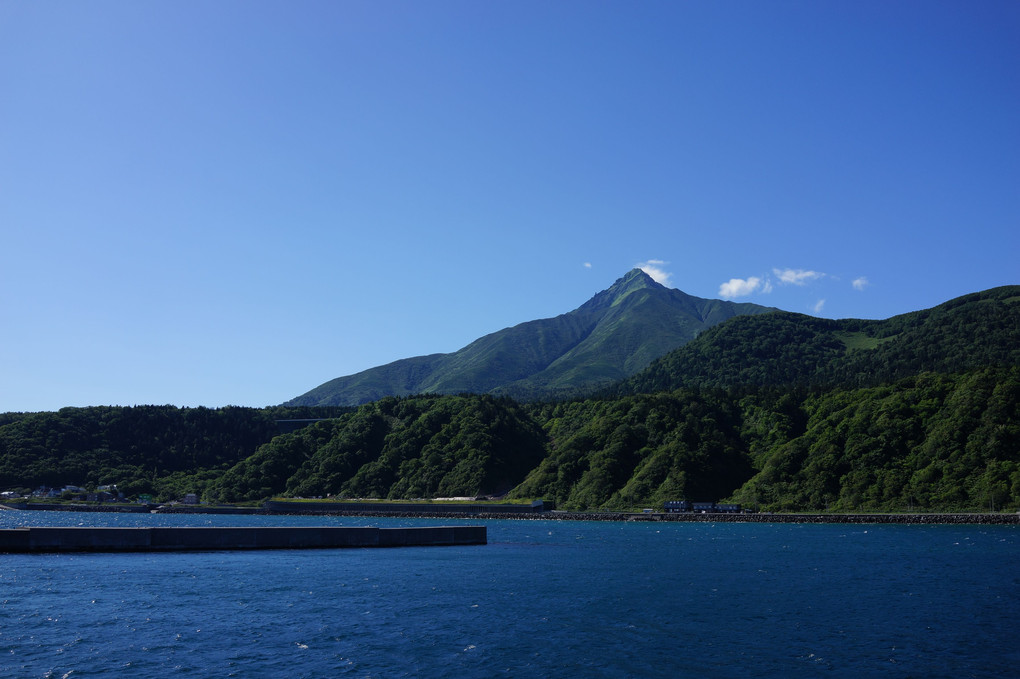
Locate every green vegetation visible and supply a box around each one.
[286,269,775,406]
[834,331,894,351]
[0,405,349,502]
[621,285,1019,393]
[511,391,753,510]
[1,284,1017,512]
[734,367,1020,512]
[206,394,548,503]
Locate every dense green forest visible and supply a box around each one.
[732,368,1019,512]
[1,286,1017,511]
[206,395,547,503]
[2,369,1015,511]
[621,286,1019,393]
[508,367,1018,511]
[0,405,349,501]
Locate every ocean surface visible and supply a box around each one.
[1,511,1016,678]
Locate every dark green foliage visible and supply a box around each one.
[0,405,344,502]
[208,394,549,502]
[206,418,356,503]
[622,286,1020,394]
[735,368,1020,512]
[286,269,775,406]
[511,391,755,510]
[622,313,846,392]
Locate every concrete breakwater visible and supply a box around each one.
[0,525,487,553]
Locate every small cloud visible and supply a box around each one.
[774,268,824,285]
[636,260,673,287]
[719,277,762,299]
[852,276,869,291]
[583,262,592,269]
[761,278,774,294]
[812,299,826,313]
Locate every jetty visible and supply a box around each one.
[0,525,486,553]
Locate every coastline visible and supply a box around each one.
[3,502,1017,524]
[259,507,1020,525]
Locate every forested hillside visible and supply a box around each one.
[206,394,547,503]
[507,367,1018,512]
[621,285,1019,393]
[0,405,349,501]
[510,390,755,509]
[733,368,1019,512]
[1,286,1017,512]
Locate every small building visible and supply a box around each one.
[183,493,199,505]
[664,500,692,513]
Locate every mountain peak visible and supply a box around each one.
[621,267,663,288]
[286,268,776,406]
[579,268,666,312]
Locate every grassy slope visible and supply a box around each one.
[286,269,775,406]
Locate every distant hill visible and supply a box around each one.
[620,285,1020,394]
[285,269,777,406]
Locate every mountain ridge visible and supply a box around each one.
[619,284,1020,394]
[285,269,777,406]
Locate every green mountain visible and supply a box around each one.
[5,285,1016,513]
[620,285,1020,394]
[286,269,776,406]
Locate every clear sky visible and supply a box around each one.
[2,1,1018,413]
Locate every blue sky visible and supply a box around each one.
[2,1,1018,413]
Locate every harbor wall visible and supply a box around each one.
[0,525,487,553]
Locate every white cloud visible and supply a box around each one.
[812,299,826,313]
[774,268,824,285]
[636,260,673,287]
[852,276,869,291]
[719,277,762,298]
[583,262,592,269]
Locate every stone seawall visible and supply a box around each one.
[259,509,1019,525]
[6,502,1015,525]
[0,525,487,553]
[562,512,1020,524]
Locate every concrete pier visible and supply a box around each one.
[0,525,486,553]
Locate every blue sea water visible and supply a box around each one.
[1,512,1017,678]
